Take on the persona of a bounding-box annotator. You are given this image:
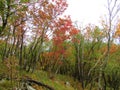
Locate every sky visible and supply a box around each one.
[64,0,107,25]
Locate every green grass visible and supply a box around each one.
[0,69,82,90]
[0,58,82,90]
[29,70,78,90]
[0,80,16,90]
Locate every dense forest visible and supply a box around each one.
[0,0,120,90]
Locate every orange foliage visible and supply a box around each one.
[101,44,118,54]
[110,44,118,54]
[115,21,120,37]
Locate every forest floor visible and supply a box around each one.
[0,70,84,90]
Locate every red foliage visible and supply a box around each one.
[70,27,79,36]
[52,16,73,46]
[28,0,68,41]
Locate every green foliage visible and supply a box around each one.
[20,0,30,3]
[0,60,7,76]
[0,0,5,14]
[105,60,120,89]
[0,80,14,90]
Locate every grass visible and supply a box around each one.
[0,69,82,90]
[29,70,78,90]
[0,80,16,90]
[0,58,82,90]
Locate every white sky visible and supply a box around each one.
[64,0,107,25]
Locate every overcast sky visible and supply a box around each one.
[64,0,107,25]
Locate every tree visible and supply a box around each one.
[98,0,120,89]
[0,0,28,63]
[22,0,68,72]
